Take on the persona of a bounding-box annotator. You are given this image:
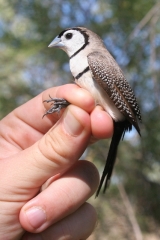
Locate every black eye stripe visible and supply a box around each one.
[58,29,68,38]
[58,27,89,41]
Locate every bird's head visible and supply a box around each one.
[48,27,104,58]
[48,27,89,57]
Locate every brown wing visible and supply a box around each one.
[87,51,141,134]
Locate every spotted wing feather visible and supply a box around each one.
[87,51,141,134]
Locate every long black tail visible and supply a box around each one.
[96,121,132,197]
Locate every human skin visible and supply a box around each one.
[0,84,113,240]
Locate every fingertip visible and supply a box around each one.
[42,84,95,114]
[91,106,113,139]
[19,160,99,233]
[64,105,91,135]
[22,203,97,240]
[74,160,99,194]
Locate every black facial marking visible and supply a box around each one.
[69,28,89,59]
[58,29,68,38]
[57,27,89,59]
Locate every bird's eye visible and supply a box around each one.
[65,33,73,39]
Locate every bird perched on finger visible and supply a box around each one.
[45,27,142,197]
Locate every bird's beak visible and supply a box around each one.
[48,36,64,48]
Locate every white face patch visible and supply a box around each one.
[60,30,86,57]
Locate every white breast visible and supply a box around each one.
[70,55,125,122]
[70,52,89,77]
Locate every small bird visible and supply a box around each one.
[46,27,141,197]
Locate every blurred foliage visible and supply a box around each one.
[1,0,160,239]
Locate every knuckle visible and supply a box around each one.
[38,128,74,169]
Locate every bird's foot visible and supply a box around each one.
[43,95,70,118]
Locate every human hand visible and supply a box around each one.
[0,84,113,240]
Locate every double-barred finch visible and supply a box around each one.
[45,27,142,197]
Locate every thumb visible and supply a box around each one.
[1,105,91,200]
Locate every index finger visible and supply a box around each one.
[14,84,95,133]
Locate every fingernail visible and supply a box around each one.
[64,109,84,136]
[25,207,46,229]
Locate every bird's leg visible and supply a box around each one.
[43,95,70,118]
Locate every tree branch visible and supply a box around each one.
[128,2,160,41]
[118,183,143,240]
[149,13,160,108]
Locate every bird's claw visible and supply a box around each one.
[43,96,70,118]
